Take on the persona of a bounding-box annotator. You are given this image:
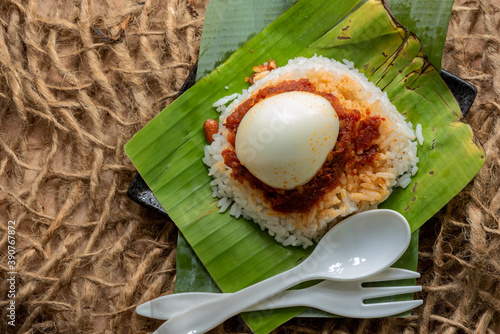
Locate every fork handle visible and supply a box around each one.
[154,266,306,334]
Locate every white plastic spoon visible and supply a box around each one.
[155,209,411,334]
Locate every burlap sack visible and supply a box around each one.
[0,0,498,333]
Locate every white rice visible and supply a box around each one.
[416,123,424,145]
[212,93,239,108]
[203,55,419,248]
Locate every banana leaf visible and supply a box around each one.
[197,0,452,80]
[125,0,485,333]
[175,0,426,317]
[387,0,454,71]
[177,0,458,306]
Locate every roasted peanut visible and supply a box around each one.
[203,119,219,143]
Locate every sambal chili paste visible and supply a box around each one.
[221,79,383,214]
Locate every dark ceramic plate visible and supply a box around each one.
[127,68,477,216]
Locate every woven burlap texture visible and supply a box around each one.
[0,0,498,333]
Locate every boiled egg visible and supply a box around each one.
[235,91,340,190]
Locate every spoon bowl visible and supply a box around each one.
[308,209,411,280]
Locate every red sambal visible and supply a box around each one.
[222,79,383,214]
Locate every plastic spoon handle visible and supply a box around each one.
[153,263,314,334]
[137,292,226,319]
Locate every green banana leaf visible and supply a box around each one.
[387,0,454,71]
[197,0,452,80]
[125,0,485,332]
[196,0,298,80]
[175,0,457,305]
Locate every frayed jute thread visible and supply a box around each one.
[0,0,499,333]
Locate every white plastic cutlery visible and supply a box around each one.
[152,209,412,334]
[137,268,422,319]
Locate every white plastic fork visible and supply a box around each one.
[137,268,422,320]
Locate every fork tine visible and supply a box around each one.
[363,268,420,283]
[360,300,423,318]
[363,285,422,299]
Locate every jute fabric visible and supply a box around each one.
[0,0,498,333]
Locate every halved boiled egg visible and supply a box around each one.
[235,91,340,190]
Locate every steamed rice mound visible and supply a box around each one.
[203,55,419,248]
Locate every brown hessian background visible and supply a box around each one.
[0,0,499,333]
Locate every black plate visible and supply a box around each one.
[127,68,477,216]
